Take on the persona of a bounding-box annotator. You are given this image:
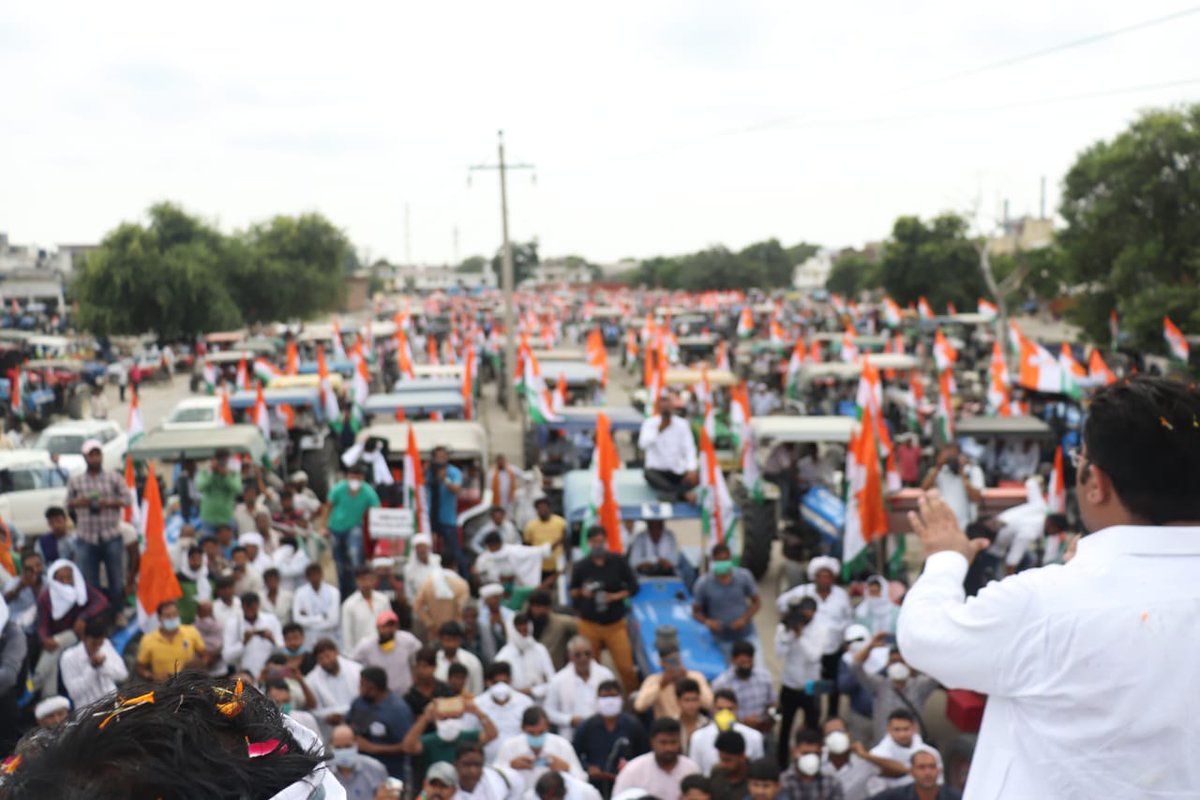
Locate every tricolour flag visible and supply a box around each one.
[933,329,957,372]
[1088,349,1116,385]
[769,313,787,346]
[352,354,371,408]
[698,426,737,547]
[524,349,560,424]
[137,463,182,632]
[1109,309,1119,350]
[935,369,955,443]
[1058,343,1085,400]
[842,407,889,574]
[253,382,271,443]
[1164,316,1189,362]
[8,368,24,417]
[218,386,234,427]
[978,298,998,319]
[552,372,568,414]
[127,385,145,440]
[236,358,249,391]
[917,296,933,320]
[987,340,1011,416]
[881,297,902,327]
[1047,445,1066,513]
[1013,323,1066,394]
[201,361,218,394]
[285,339,299,375]
[785,338,807,398]
[586,328,608,387]
[316,345,341,422]
[331,317,348,360]
[580,412,622,553]
[736,306,754,338]
[395,327,416,380]
[403,426,430,535]
[253,357,280,386]
[461,346,475,420]
[841,329,858,363]
[123,454,142,530]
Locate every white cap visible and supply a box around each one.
[81,439,103,455]
[238,531,265,549]
[35,695,70,721]
[412,533,433,547]
[370,556,396,570]
[288,470,308,484]
[480,583,504,598]
[807,556,841,582]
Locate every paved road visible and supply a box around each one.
[91,355,958,747]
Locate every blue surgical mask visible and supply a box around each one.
[161,617,180,632]
[279,702,293,715]
[526,733,546,750]
[332,745,358,768]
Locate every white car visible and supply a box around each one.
[0,450,70,537]
[161,397,224,431]
[34,420,129,475]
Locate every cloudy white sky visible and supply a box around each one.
[2,1,1198,265]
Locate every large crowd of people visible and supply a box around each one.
[3,290,1166,800]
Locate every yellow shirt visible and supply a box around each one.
[137,625,206,678]
[524,515,566,572]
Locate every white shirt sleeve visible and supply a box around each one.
[897,551,1034,696]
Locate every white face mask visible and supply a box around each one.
[797,753,821,776]
[490,684,511,704]
[348,479,363,492]
[887,662,912,682]
[824,731,850,755]
[332,745,358,767]
[596,696,623,717]
[436,718,463,742]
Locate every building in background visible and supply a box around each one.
[988,216,1054,256]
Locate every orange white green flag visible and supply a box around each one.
[1164,316,1189,362]
[137,464,182,632]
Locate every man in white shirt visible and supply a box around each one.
[474,664,536,763]
[292,563,341,647]
[919,444,984,530]
[612,718,699,800]
[688,691,765,775]
[627,520,681,576]
[863,709,927,796]
[306,638,364,725]
[773,596,827,766]
[350,609,422,696]
[435,620,485,696]
[403,533,438,605]
[60,618,128,708]
[222,592,283,677]
[776,556,852,718]
[493,706,587,795]
[899,376,1200,799]
[341,566,392,650]
[493,613,555,698]
[478,584,516,663]
[471,506,523,555]
[820,717,909,800]
[638,398,698,503]
[454,739,523,800]
[544,636,614,741]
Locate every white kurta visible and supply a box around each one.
[898,526,1200,800]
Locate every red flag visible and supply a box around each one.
[593,413,622,553]
[137,462,182,631]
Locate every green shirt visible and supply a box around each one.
[327,480,381,532]
[419,729,479,766]
[196,470,243,526]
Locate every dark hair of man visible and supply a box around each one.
[83,618,108,639]
[597,679,621,694]
[512,612,530,627]
[794,728,824,746]
[312,639,338,657]
[746,757,781,782]
[263,568,280,581]
[0,673,322,799]
[888,708,916,723]
[156,599,177,616]
[214,575,236,590]
[715,729,745,755]
[240,592,260,607]
[361,666,388,692]
[456,740,485,761]
[264,677,289,693]
[486,662,512,682]
[676,678,701,698]
[711,543,731,560]
[521,706,547,727]
[282,622,304,638]
[731,640,755,658]
[1084,376,1200,523]
[414,645,438,666]
[649,717,681,737]
[681,775,713,795]
[528,590,552,608]
[448,663,468,679]
[534,770,566,800]
[713,688,738,705]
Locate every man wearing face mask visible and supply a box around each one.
[850,635,937,744]
[474,663,534,762]
[692,543,762,661]
[352,609,422,696]
[493,613,555,697]
[322,462,382,597]
[329,722,390,800]
[135,599,206,681]
[611,717,699,800]
[572,680,650,796]
[401,691,498,774]
[820,718,907,800]
[777,557,852,720]
[493,706,586,794]
[265,677,322,737]
[778,729,843,800]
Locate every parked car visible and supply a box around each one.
[161,397,224,431]
[0,450,70,536]
[34,419,129,474]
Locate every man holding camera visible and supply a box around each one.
[774,596,828,767]
[66,439,129,609]
[919,444,984,530]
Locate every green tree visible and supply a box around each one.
[1058,104,1200,352]
[456,255,488,273]
[72,203,242,338]
[879,214,984,310]
[826,252,872,296]
[492,240,539,285]
[234,213,350,324]
[739,239,792,287]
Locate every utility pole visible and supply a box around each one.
[469,130,535,419]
